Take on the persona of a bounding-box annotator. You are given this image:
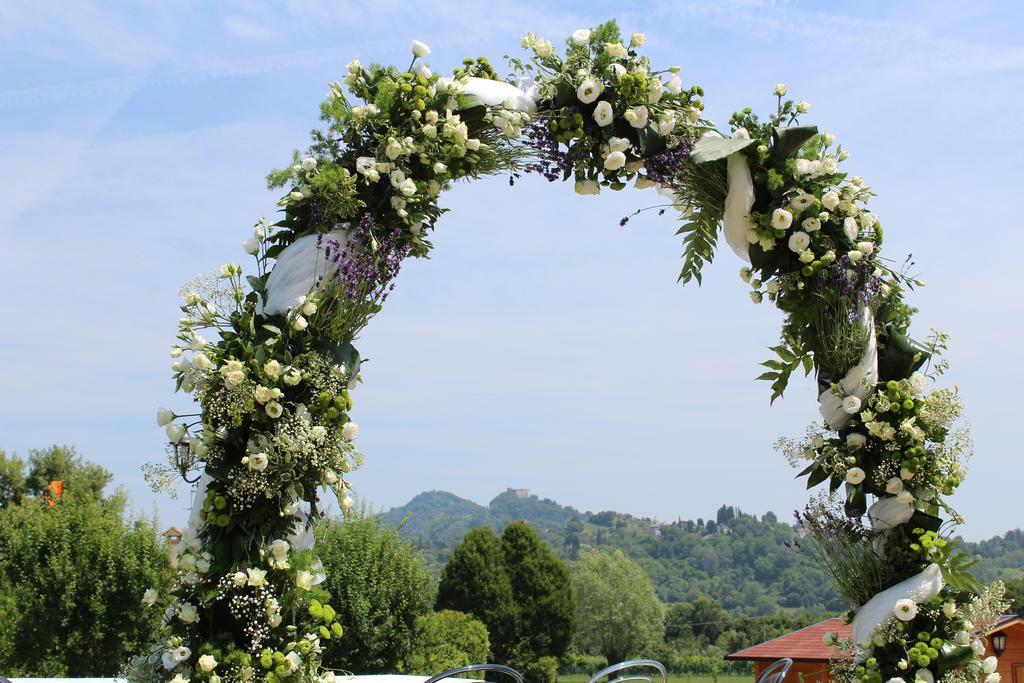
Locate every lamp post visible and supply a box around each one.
[992,631,1007,657]
[171,431,201,484]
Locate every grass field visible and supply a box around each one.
[557,675,750,683]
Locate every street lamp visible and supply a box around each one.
[171,431,201,484]
[992,631,1007,657]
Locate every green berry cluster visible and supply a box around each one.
[548,112,585,144]
[853,655,882,683]
[308,599,345,642]
[311,390,352,427]
[909,528,949,563]
[907,630,944,668]
[452,57,498,81]
[199,487,233,528]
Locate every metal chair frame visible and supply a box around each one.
[424,663,525,683]
[755,657,793,683]
[586,659,668,683]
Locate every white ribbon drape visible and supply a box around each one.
[722,152,755,262]
[818,312,878,430]
[261,229,350,316]
[852,563,944,660]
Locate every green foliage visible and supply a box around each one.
[501,521,576,665]
[436,526,517,660]
[317,507,433,673]
[1003,578,1024,616]
[0,450,26,508]
[0,484,171,676]
[573,549,663,663]
[0,445,112,506]
[521,656,558,683]
[402,610,490,674]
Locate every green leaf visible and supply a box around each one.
[769,125,818,163]
[689,136,756,164]
[770,345,796,362]
[676,214,721,286]
[806,466,829,489]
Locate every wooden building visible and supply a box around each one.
[726,615,1024,682]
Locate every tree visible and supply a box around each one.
[1005,578,1024,616]
[573,549,663,663]
[564,517,583,560]
[0,484,171,675]
[501,521,575,664]
[0,450,26,508]
[318,507,434,673]
[436,526,517,660]
[402,610,490,674]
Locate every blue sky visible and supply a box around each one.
[1,0,1022,540]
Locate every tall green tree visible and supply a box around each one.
[501,521,575,664]
[318,507,434,673]
[573,549,663,664]
[0,480,170,676]
[1004,578,1024,616]
[402,610,491,675]
[436,526,517,660]
[0,450,26,508]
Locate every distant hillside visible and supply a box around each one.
[380,489,1024,616]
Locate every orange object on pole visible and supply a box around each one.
[44,480,64,507]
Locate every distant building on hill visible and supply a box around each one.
[727,615,1024,682]
[506,488,531,499]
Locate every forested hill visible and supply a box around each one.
[379,489,1024,616]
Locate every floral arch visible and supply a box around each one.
[140,21,1001,683]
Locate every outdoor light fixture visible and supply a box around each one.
[992,632,1007,657]
[171,431,201,484]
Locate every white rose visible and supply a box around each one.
[411,39,431,58]
[915,669,934,683]
[571,28,591,45]
[750,291,763,304]
[983,659,999,676]
[822,191,840,210]
[844,216,860,241]
[604,42,628,58]
[157,407,175,427]
[295,570,313,591]
[342,422,359,440]
[265,401,283,419]
[846,467,866,485]
[909,371,927,394]
[249,452,269,472]
[593,100,614,127]
[608,136,632,153]
[355,156,377,176]
[802,217,821,232]
[247,567,267,586]
[264,359,282,379]
[885,478,904,494]
[893,598,918,621]
[575,179,600,195]
[664,75,682,94]
[896,490,915,505]
[797,100,810,113]
[766,281,780,294]
[787,231,810,253]
[847,433,866,450]
[198,655,218,672]
[413,63,432,79]
[626,105,649,129]
[739,267,752,283]
[292,315,308,331]
[608,63,626,79]
[848,250,864,263]
[178,601,199,624]
[771,208,794,230]
[399,178,417,196]
[860,211,878,229]
[576,78,603,104]
[603,151,627,171]
[341,494,354,510]
[172,645,192,663]
[842,395,862,414]
[647,83,663,104]
[857,241,875,255]
[283,368,302,386]
[773,83,788,96]
[242,238,260,255]
[630,32,646,47]
[142,588,158,607]
[232,571,247,587]
[166,423,186,443]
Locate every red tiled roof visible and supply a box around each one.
[727,614,1024,663]
[726,618,851,662]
